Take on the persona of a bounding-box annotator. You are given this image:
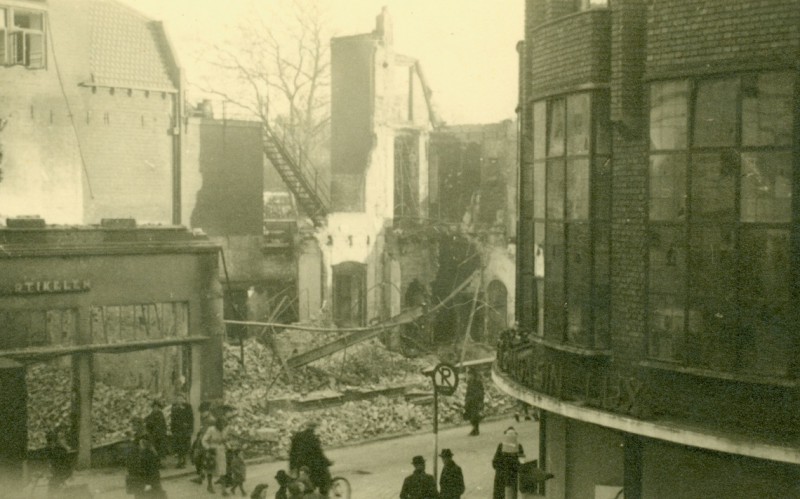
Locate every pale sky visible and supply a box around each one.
[120,0,524,125]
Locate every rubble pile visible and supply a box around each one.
[27,363,156,449]
[25,334,517,456]
[223,337,517,458]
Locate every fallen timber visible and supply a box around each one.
[225,271,479,369]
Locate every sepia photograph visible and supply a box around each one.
[0,0,798,498]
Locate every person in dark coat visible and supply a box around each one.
[288,420,332,495]
[464,369,485,436]
[439,448,465,499]
[492,427,525,499]
[273,470,290,499]
[127,437,165,499]
[144,400,168,460]
[170,393,194,468]
[190,401,213,484]
[400,455,438,499]
[45,426,73,492]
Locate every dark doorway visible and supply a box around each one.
[332,262,366,327]
[0,361,27,475]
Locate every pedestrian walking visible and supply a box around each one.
[438,448,465,499]
[492,427,525,499]
[464,369,485,436]
[145,400,168,460]
[126,437,166,499]
[190,402,213,484]
[400,455,438,499]
[201,415,229,494]
[273,470,290,499]
[288,419,332,495]
[45,425,73,492]
[170,393,194,468]
[224,447,247,496]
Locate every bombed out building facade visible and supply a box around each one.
[495,0,800,498]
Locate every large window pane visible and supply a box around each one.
[649,80,688,150]
[567,93,591,155]
[545,223,565,341]
[742,72,795,147]
[534,222,545,278]
[647,226,686,361]
[593,222,611,348]
[566,223,591,346]
[536,279,545,337]
[687,225,737,370]
[690,152,737,222]
[649,154,686,221]
[548,98,566,157]
[739,228,792,377]
[533,161,546,219]
[566,159,590,220]
[533,101,547,160]
[740,152,792,223]
[693,78,738,147]
[546,159,565,220]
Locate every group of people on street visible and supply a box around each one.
[125,394,195,498]
[397,426,527,499]
[400,449,465,499]
[188,402,247,496]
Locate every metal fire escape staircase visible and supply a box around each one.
[262,123,330,225]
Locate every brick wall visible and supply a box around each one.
[608,0,648,370]
[646,0,800,77]
[528,9,611,98]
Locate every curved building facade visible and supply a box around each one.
[497,1,800,497]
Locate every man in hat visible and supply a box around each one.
[439,449,465,499]
[144,399,168,460]
[400,455,438,499]
[289,419,333,494]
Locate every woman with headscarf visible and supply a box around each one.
[492,427,525,499]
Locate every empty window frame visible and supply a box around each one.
[0,7,45,69]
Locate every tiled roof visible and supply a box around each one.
[87,0,177,91]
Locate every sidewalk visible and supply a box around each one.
[25,414,538,498]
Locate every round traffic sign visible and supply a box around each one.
[432,362,459,396]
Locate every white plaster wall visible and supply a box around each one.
[483,244,517,326]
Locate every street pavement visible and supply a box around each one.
[24,416,538,499]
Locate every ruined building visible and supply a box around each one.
[286,9,518,354]
[497,0,800,497]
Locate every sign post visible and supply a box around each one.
[427,362,458,479]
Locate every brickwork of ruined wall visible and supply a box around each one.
[645,0,800,78]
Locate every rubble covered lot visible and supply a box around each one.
[25,334,516,460]
[224,334,517,459]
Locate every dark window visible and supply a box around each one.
[647,72,796,376]
[531,91,610,348]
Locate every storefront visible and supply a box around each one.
[0,223,223,473]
